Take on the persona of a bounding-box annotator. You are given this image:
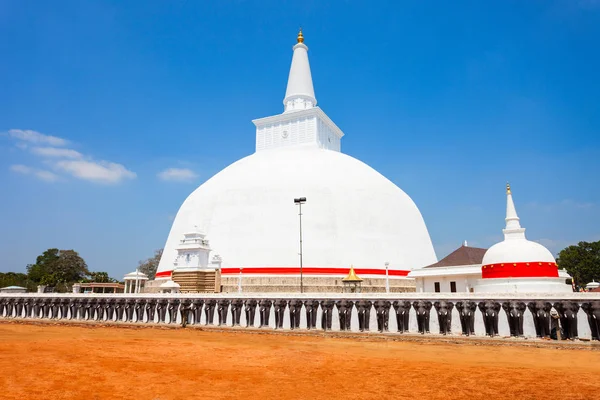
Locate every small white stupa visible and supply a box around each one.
[475,184,572,293]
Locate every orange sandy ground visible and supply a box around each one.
[0,322,599,400]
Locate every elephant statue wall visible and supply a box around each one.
[502,301,526,337]
[230,299,244,327]
[217,299,230,326]
[527,301,552,339]
[258,299,272,328]
[335,299,354,331]
[59,298,70,320]
[373,300,391,333]
[23,298,33,318]
[413,300,432,334]
[191,299,204,325]
[0,298,5,317]
[123,298,134,322]
[146,298,157,323]
[274,299,287,329]
[34,297,43,319]
[244,299,257,327]
[288,299,303,330]
[204,299,217,325]
[478,301,501,337]
[168,299,181,324]
[50,298,61,319]
[392,300,411,333]
[135,298,146,323]
[433,301,454,335]
[553,301,579,340]
[320,300,335,331]
[581,301,600,341]
[356,300,373,332]
[304,300,319,330]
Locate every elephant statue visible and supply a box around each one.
[581,301,600,341]
[502,301,526,337]
[244,299,258,327]
[335,299,354,331]
[50,298,61,319]
[217,299,230,326]
[77,298,87,320]
[96,298,106,321]
[191,299,204,325]
[179,298,192,326]
[58,298,69,319]
[33,297,43,319]
[392,300,411,333]
[433,301,454,335]
[115,298,127,322]
[146,298,157,323]
[412,300,432,334]
[527,301,552,339]
[42,298,52,319]
[288,299,303,330]
[85,298,97,320]
[168,298,181,324]
[204,299,217,325]
[455,301,477,336]
[356,300,373,332]
[553,301,580,340]
[156,298,168,323]
[124,298,136,322]
[0,298,5,318]
[373,300,391,333]
[274,299,288,329]
[4,298,15,318]
[320,300,335,331]
[258,299,272,328]
[134,298,146,323]
[478,301,501,337]
[230,299,244,326]
[104,299,115,321]
[22,298,33,318]
[14,298,24,318]
[304,300,319,330]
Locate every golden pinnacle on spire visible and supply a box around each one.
[297,28,304,43]
[506,182,511,195]
[342,265,363,282]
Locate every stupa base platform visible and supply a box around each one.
[219,275,416,293]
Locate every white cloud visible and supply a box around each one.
[157,167,198,182]
[31,146,83,159]
[9,164,60,182]
[55,160,136,184]
[8,129,68,147]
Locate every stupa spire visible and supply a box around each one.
[283,29,317,112]
[503,183,526,239]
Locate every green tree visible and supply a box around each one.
[557,241,600,289]
[26,248,90,289]
[138,248,162,280]
[85,271,117,283]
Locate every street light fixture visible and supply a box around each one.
[294,197,306,293]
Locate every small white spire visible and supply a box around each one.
[503,183,526,239]
[283,29,317,112]
[463,240,468,247]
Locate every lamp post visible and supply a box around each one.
[385,262,390,293]
[238,267,243,293]
[294,197,306,293]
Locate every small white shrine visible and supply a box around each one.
[123,269,149,293]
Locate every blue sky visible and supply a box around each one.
[1,1,599,278]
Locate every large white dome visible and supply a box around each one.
[482,238,555,266]
[156,145,437,276]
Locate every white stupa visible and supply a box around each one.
[156,30,437,281]
[475,184,571,293]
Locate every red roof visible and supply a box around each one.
[424,244,487,268]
